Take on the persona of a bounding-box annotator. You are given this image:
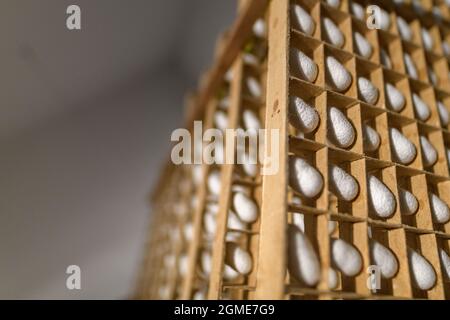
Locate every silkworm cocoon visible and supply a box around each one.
[326,56,352,92]
[214,110,228,130]
[363,124,381,152]
[412,0,425,14]
[380,48,392,69]
[193,290,206,300]
[397,16,412,42]
[225,242,252,275]
[291,4,315,36]
[420,135,438,167]
[370,240,399,279]
[203,211,216,235]
[246,76,262,98]
[292,213,305,232]
[219,96,231,110]
[329,164,359,201]
[289,156,324,198]
[358,77,379,105]
[399,188,419,215]
[440,249,450,279]
[288,224,321,286]
[331,238,363,277]
[389,127,417,165]
[437,101,449,126]
[428,67,438,86]
[430,193,450,224]
[323,17,345,48]
[408,248,437,291]
[442,41,450,57]
[326,0,340,8]
[233,192,258,223]
[368,175,396,218]
[242,53,259,66]
[238,151,258,177]
[225,69,233,83]
[378,9,391,31]
[412,93,431,121]
[178,254,189,277]
[328,220,338,235]
[201,251,212,276]
[223,264,240,281]
[242,109,261,132]
[350,1,365,21]
[404,53,418,79]
[385,83,406,112]
[206,202,219,215]
[183,222,193,241]
[328,268,340,290]
[192,165,203,186]
[328,106,356,148]
[228,209,247,231]
[207,170,221,196]
[252,19,266,38]
[290,48,318,83]
[354,31,373,59]
[421,27,434,51]
[288,96,320,133]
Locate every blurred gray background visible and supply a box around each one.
[0,0,235,299]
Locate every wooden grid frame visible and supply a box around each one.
[137,0,450,300]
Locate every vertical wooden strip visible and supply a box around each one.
[254,0,289,300]
[208,57,244,299]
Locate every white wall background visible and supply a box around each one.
[0,0,235,299]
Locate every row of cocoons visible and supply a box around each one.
[289,155,450,223]
[288,221,450,291]
[291,45,450,128]
[291,94,447,169]
[292,1,450,61]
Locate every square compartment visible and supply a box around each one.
[409,80,439,126]
[351,17,379,64]
[383,69,414,118]
[417,124,448,176]
[355,58,384,108]
[320,4,353,53]
[377,31,405,73]
[290,0,321,40]
[360,103,390,161]
[324,45,357,97]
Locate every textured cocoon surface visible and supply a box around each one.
[193,290,206,300]
[326,0,340,8]
[328,268,339,289]
[323,17,345,48]
[207,170,221,196]
[288,96,320,133]
[389,127,417,165]
[329,164,359,201]
[233,192,258,223]
[363,124,381,152]
[292,213,305,232]
[289,156,324,198]
[291,4,315,36]
[288,224,321,286]
[225,242,252,275]
[246,76,262,98]
[380,48,392,69]
[350,2,365,21]
[242,53,259,66]
[408,248,437,291]
[421,27,434,51]
[370,240,399,279]
[420,135,438,167]
[326,56,352,92]
[201,251,212,276]
[290,48,318,83]
[252,19,266,38]
[440,249,450,279]
[331,238,363,276]
[397,16,412,41]
[178,254,188,277]
[238,151,258,177]
[358,77,379,105]
[223,264,240,281]
[399,188,419,215]
[368,175,396,218]
[385,83,406,112]
[354,31,373,58]
[214,110,228,130]
[437,101,449,126]
[378,8,391,31]
[412,93,431,121]
[328,106,355,148]
[183,222,193,241]
[228,209,247,231]
[430,193,450,224]
[404,53,418,79]
[203,211,216,235]
[242,109,261,132]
